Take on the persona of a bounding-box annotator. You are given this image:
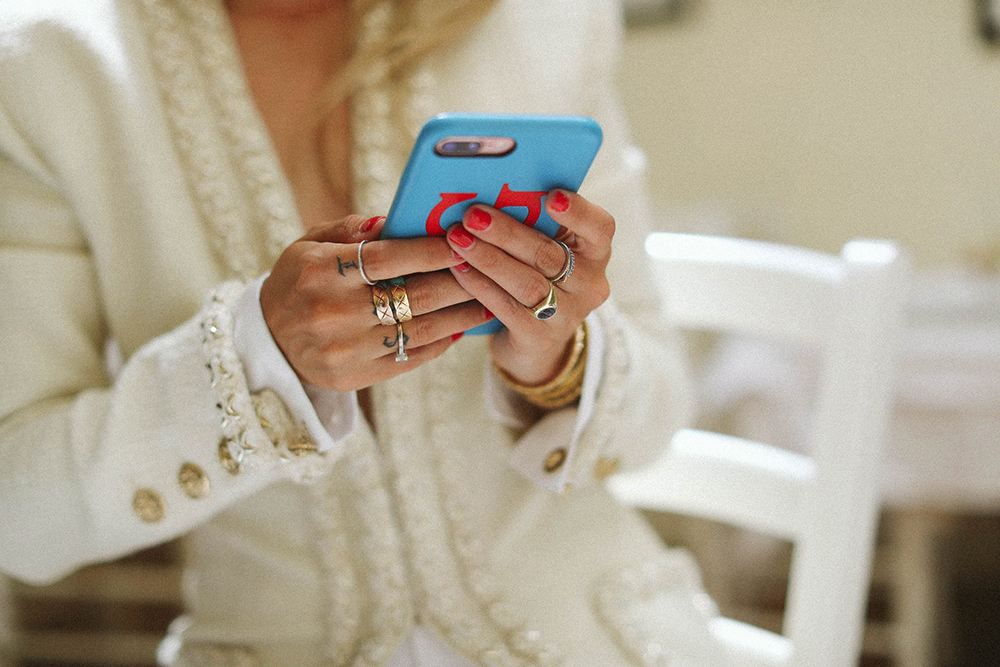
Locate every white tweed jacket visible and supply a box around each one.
[0,0,728,665]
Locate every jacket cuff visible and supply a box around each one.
[231,274,358,455]
[502,311,606,493]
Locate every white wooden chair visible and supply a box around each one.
[607,233,910,667]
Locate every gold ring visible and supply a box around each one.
[357,240,377,286]
[550,240,575,284]
[388,277,413,322]
[371,282,396,326]
[528,282,558,320]
[395,322,408,362]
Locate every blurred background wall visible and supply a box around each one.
[618,0,1000,269]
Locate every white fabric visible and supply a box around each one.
[232,274,357,454]
[494,311,607,492]
[386,626,477,667]
[231,275,610,666]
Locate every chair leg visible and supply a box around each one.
[0,574,15,667]
[889,509,952,667]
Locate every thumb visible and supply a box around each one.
[304,215,386,244]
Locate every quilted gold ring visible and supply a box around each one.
[388,277,413,323]
[371,282,396,326]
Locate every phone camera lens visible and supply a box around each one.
[442,142,458,153]
[467,142,481,152]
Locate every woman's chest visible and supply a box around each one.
[226,3,354,229]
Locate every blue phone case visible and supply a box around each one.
[383,113,603,335]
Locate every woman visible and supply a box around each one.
[0,0,729,664]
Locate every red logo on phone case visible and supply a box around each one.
[426,192,477,236]
[426,184,548,235]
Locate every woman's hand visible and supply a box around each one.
[444,190,614,386]
[260,215,492,392]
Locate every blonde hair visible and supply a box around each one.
[309,0,499,207]
[317,0,499,117]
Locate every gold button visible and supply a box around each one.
[544,447,567,473]
[178,462,210,499]
[218,437,242,475]
[593,456,620,480]
[132,489,164,523]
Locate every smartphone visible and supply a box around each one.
[383,113,603,334]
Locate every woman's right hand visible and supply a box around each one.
[260,215,491,392]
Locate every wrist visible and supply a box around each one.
[494,323,587,410]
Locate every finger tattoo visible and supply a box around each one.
[337,256,359,276]
[381,331,410,349]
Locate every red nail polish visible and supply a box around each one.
[360,216,385,233]
[449,225,475,249]
[549,190,570,213]
[454,262,470,272]
[451,332,464,343]
[467,208,492,231]
[483,307,494,320]
[453,250,464,261]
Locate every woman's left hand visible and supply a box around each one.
[445,189,614,387]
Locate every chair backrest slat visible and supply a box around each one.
[611,233,910,667]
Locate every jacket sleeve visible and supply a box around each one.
[505,0,694,491]
[0,116,335,585]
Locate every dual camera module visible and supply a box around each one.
[434,136,516,157]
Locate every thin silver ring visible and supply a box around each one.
[358,240,377,286]
[550,240,575,284]
[394,323,408,362]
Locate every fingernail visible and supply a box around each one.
[466,207,492,231]
[451,332,464,343]
[453,250,464,261]
[449,225,475,249]
[548,190,570,213]
[483,307,494,320]
[360,216,385,233]
[454,262,470,272]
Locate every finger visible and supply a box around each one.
[459,205,572,284]
[399,271,475,317]
[544,189,615,260]
[357,236,465,283]
[356,272,473,330]
[349,336,456,390]
[304,215,386,244]
[365,300,492,359]
[448,263,576,343]
[312,335,458,392]
[446,223,553,310]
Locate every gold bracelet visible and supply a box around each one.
[495,322,587,409]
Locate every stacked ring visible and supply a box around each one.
[551,240,575,284]
[371,282,396,326]
[388,277,412,322]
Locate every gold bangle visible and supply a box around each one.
[495,322,587,409]
[525,357,587,409]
